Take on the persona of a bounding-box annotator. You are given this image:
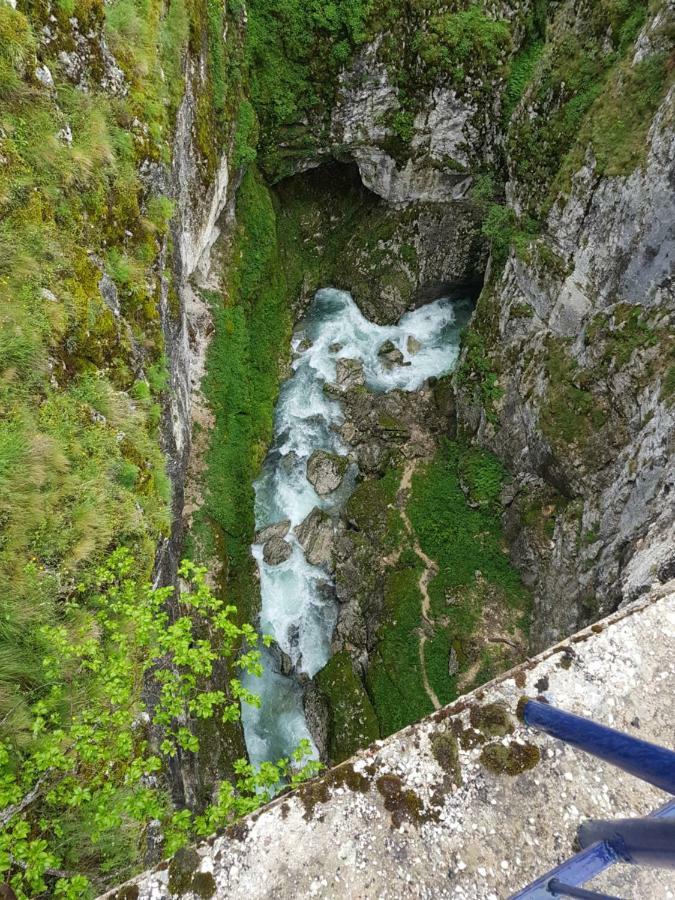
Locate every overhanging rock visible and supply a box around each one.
[102,581,675,899]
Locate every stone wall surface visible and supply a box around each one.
[101,582,675,900]
[457,7,675,650]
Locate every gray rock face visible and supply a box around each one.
[330,46,478,204]
[262,535,293,566]
[306,450,347,496]
[339,382,449,474]
[330,379,456,663]
[255,520,291,545]
[335,199,487,325]
[377,339,407,369]
[302,680,330,763]
[296,508,335,570]
[456,14,675,650]
[335,358,365,390]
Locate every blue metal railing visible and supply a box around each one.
[511,700,675,899]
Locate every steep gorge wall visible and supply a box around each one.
[455,0,675,648]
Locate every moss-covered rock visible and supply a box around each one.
[315,651,380,764]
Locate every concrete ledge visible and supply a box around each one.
[103,582,675,900]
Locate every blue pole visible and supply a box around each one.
[510,798,675,899]
[519,700,675,795]
[578,818,675,868]
[547,880,622,899]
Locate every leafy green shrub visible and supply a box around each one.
[0,554,320,898]
[245,0,372,171]
[502,39,544,122]
[415,6,511,82]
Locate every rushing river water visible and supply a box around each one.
[241,287,472,766]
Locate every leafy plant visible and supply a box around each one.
[0,552,320,898]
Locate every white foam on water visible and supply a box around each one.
[241,288,472,767]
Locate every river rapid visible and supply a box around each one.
[241,287,471,766]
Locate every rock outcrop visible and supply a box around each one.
[455,4,675,649]
[296,508,336,571]
[262,536,293,566]
[306,450,348,496]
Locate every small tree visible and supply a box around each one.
[0,550,320,898]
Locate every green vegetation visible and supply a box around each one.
[345,466,404,553]
[0,553,319,898]
[538,308,671,465]
[585,304,659,369]
[0,0,259,891]
[502,39,544,122]
[540,339,608,452]
[555,50,672,185]
[316,651,380,763]
[456,329,504,423]
[366,559,435,735]
[414,5,511,83]
[506,1,656,218]
[0,0,184,830]
[191,169,292,615]
[361,442,530,738]
[408,441,530,702]
[480,740,540,775]
[245,0,373,174]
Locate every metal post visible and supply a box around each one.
[519,699,675,795]
[578,818,675,869]
[547,880,623,899]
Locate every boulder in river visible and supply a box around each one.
[262,535,293,565]
[306,450,347,496]
[377,339,409,369]
[255,519,291,545]
[335,357,365,390]
[296,507,335,570]
[407,335,422,354]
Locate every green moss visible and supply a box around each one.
[376,774,425,829]
[168,847,200,895]
[346,466,403,553]
[366,562,434,736]
[413,5,512,85]
[506,1,652,219]
[362,440,530,737]
[585,304,659,369]
[430,731,462,785]
[408,440,531,699]
[539,338,608,456]
[661,366,675,405]
[502,39,544,122]
[456,329,504,424]
[555,50,672,191]
[316,651,380,763]
[480,740,541,775]
[469,702,513,738]
[245,0,372,176]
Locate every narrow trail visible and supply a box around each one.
[397,460,442,711]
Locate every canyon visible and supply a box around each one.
[0,0,672,894]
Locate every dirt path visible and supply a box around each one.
[397,460,442,710]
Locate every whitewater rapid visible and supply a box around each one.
[241,288,471,766]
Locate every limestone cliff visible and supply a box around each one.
[455,2,675,649]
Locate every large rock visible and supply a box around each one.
[306,450,347,496]
[335,357,365,390]
[255,519,290,545]
[262,535,293,566]
[296,507,335,570]
[377,339,407,369]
